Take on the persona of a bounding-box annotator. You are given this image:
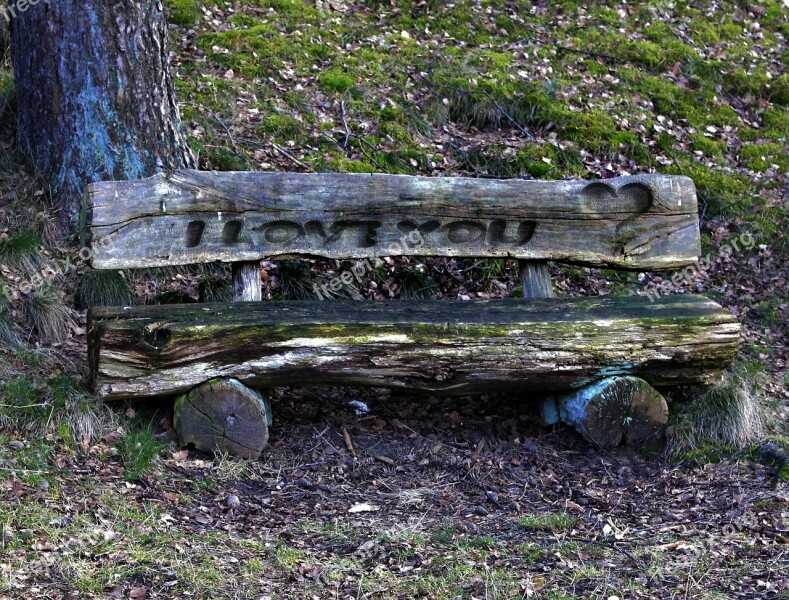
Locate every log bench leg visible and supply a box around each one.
[232,261,262,302]
[520,260,669,449]
[172,261,270,460]
[518,260,554,299]
[542,376,669,449]
[174,378,270,459]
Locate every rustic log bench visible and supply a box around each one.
[83,171,740,457]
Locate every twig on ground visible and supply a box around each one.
[519,528,652,575]
[318,132,389,173]
[342,426,357,457]
[373,454,395,465]
[514,36,623,62]
[211,133,315,171]
[340,100,351,148]
[444,140,510,179]
[270,142,314,172]
[206,109,241,155]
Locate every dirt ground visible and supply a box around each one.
[1,386,786,599]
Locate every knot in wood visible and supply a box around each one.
[143,323,172,350]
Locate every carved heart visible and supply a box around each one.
[579,181,653,217]
[579,181,654,255]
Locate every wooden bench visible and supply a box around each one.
[84,171,740,457]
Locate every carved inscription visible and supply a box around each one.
[256,220,303,245]
[222,220,244,245]
[185,221,205,248]
[88,171,700,269]
[187,218,539,251]
[181,183,653,252]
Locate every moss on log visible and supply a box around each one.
[88,295,739,401]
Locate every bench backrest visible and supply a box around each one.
[84,171,699,271]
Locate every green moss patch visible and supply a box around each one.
[739,143,789,173]
[165,0,203,27]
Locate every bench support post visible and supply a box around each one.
[519,260,554,299]
[174,378,270,459]
[232,261,262,302]
[542,376,668,449]
[176,261,267,459]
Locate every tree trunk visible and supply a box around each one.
[11,1,194,234]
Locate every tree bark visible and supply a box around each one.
[11,1,194,234]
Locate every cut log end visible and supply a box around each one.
[549,376,669,449]
[174,378,269,460]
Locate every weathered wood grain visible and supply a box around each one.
[232,262,261,302]
[85,171,700,269]
[519,260,554,299]
[88,295,739,401]
[173,378,269,459]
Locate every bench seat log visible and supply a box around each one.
[88,295,739,401]
[85,171,700,270]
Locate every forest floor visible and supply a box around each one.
[1,0,788,598]
[0,391,787,599]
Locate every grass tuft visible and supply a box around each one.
[275,260,318,299]
[121,420,166,481]
[0,67,13,122]
[212,450,250,481]
[519,512,577,532]
[0,295,21,350]
[199,272,232,303]
[395,266,438,299]
[77,270,132,309]
[461,258,510,292]
[0,377,43,431]
[319,69,356,93]
[0,374,114,445]
[25,285,72,342]
[49,374,116,447]
[165,0,203,27]
[666,363,767,459]
[0,20,8,60]
[0,229,41,271]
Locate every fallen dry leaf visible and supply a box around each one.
[348,502,379,513]
[171,449,189,461]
